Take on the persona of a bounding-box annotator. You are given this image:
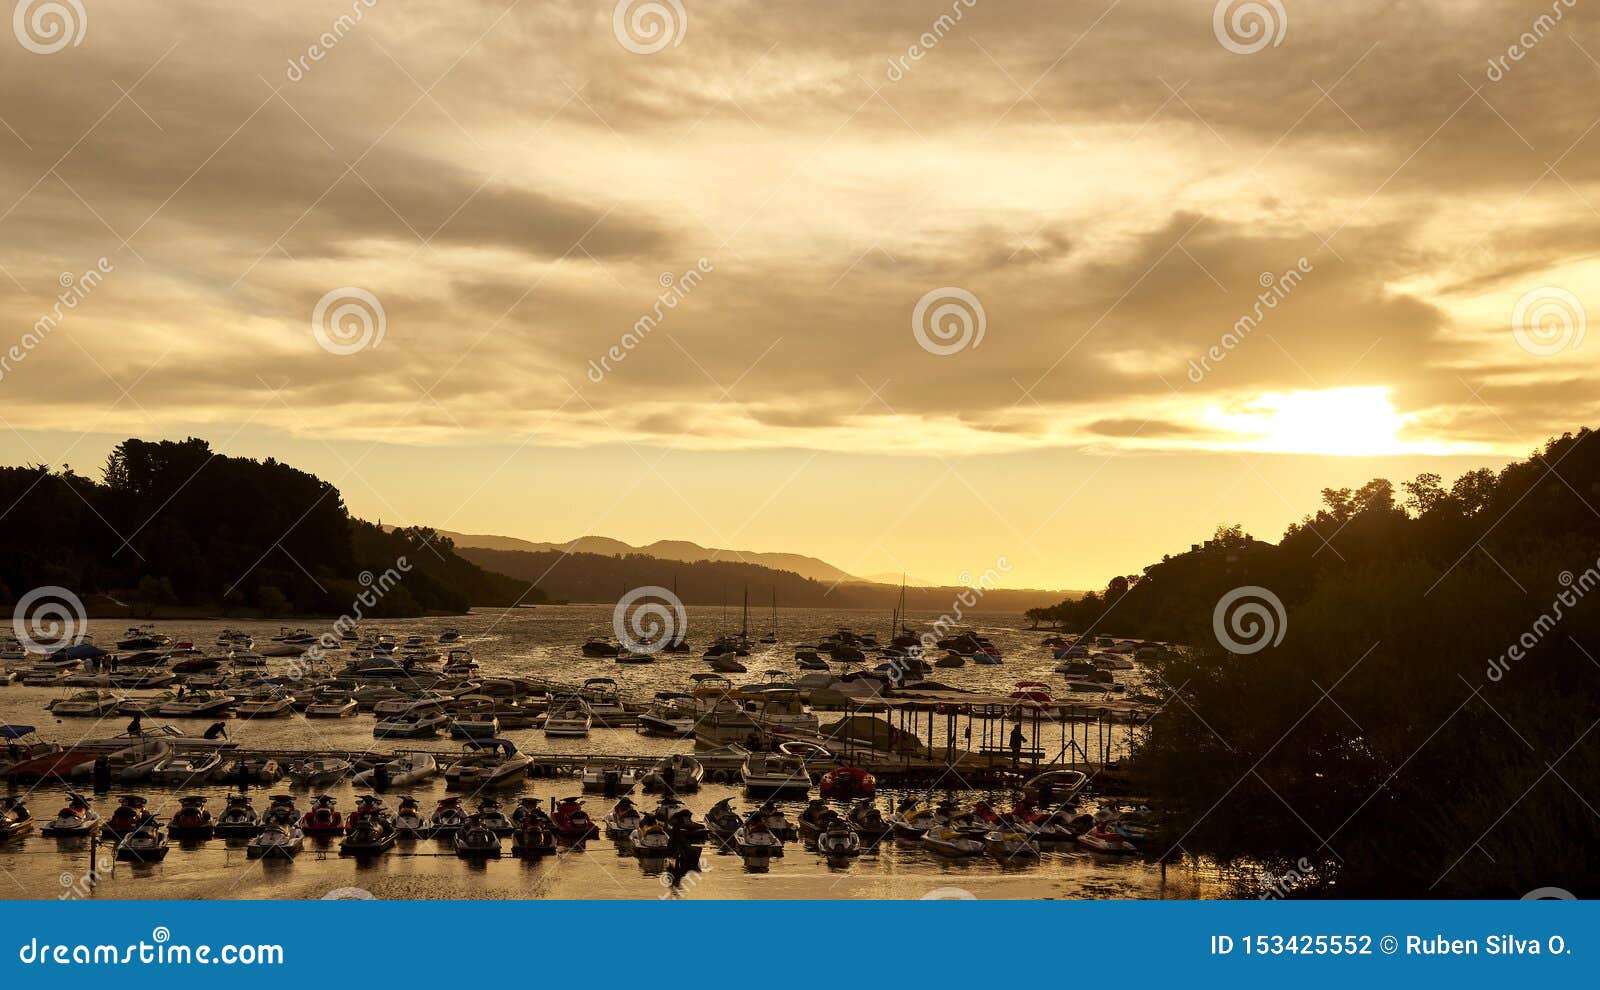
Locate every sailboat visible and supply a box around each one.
[760,589,778,644]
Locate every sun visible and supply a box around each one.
[1210,387,1412,457]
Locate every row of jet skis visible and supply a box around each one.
[6,788,1153,867]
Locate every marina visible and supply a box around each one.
[0,607,1206,899]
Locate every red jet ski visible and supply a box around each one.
[299,795,344,836]
[551,797,599,840]
[819,766,876,800]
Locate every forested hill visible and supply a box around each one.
[457,546,1071,612]
[1034,428,1600,897]
[0,438,533,617]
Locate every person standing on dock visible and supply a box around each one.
[1010,723,1025,768]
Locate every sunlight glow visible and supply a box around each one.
[1209,388,1414,457]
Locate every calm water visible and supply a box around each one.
[0,606,1224,900]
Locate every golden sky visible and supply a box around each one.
[1,1,1595,589]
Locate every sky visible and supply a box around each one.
[0,1,1595,590]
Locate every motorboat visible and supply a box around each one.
[102,795,153,842]
[429,797,467,837]
[288,758,353,788]
[819,766,876,800]
[550,797,600,840]
[1021,769,1090,805]
[117,627,170,650]
[0,797,33,842]
[229,649,268,667]
[168,796,215,840]
[582,639,621,658]
[542,693,593,738]
[117,692,178,717]
[115,818,170,861]
[439,629,462,644]
[0,723,62,778]
[444,739,530,791]
[150,749,224,785]
[304,694,358,718]
[70,737,172,783]
[299,795,344,837]
[580,758,644,794]
[46,690,121,717]
[706,652,746,674]
[373,707,449,739]
[741,753,812,797]
[273,628,318,646]
[157,691,235,718]
[394,796,427,836]
[922,824,988,858]
[246,823,303,860]
[370,693,444,718]
[643,754,703,793]
[578,678,631,725]
[352,751,438,789]
[986,827,1042,861]
[446,696,500,739]
[172,656,222,675]
[19,664,74,686]
[605,796,644,839]
[454,816,503,859]
[1009,681,1054,706]
[109,669,176,689]
[635,693,696,737]
[217,755,283,785]
[794,650,828,671]
[41,792,100,837]
[234,687,294,719]
[1077,823,1139,854]
[935,651,966,668]
[214,796,261,838]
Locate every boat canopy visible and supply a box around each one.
[0,724,39,738]
[465,738,519,756]
[52,643,109,659]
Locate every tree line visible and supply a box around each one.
[0,438,534,617]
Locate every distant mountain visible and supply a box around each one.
[433,530,862,585]
[455,546,1075,613]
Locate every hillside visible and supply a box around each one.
[0,438,534,617]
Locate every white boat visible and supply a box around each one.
[733,822,784,857]
[542,693,593,737]
[117,691,177,717]
[643,754,704,793]
[46,690,121,717]
[580,758,644,794]
[446,696,500,739]
[233,688,294,719]
[741,753,812,797]
[150,750,224,785]
[371,693,444,717]
[304,694,358,718]
[443,739,530,791]
[288,758,352,788]
[69,738,173,783]
[373,708,448,739]
[157,691,235,717]
[635,693,696,736]
[352,752,438,788]
[577,678,631,727]
[116,820,170,862]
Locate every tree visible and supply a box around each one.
[1403,472,1445,516]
